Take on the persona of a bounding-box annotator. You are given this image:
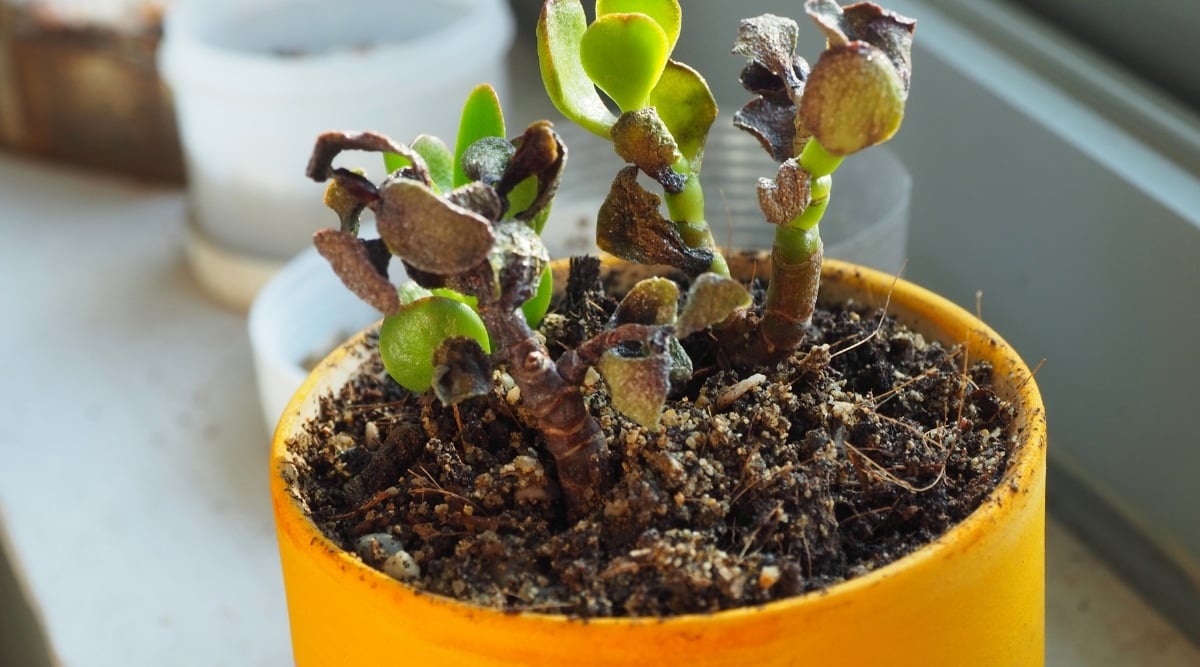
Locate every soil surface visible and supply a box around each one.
[286,259,1017,617]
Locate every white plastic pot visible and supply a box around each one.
[159,0,515,310]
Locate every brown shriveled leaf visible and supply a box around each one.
[733,96,799,163]
[444,182,505,223]
[431,337,493,406]
[799,41,906,156]
[596,167,713,274]
[376,180,495,275]
[613,277,679,326]
[732,14,803,96]
[611,109,684,193]
[596,351,672,431]
[757,159,811,226]
[675,273,752,338]
[805,0,915,93]
[496,121,567,222]
[307,130,430,187]
[313,229,401,315]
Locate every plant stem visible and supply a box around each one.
[664,160,730,276]
[478,303,610,518]
[750,139,841,362]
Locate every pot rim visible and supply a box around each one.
[270,257,1047,627]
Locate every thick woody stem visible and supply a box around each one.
[480,305,611,518]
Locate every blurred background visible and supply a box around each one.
[2,0,1198,664]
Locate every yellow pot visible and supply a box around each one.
[270,257,1047,666]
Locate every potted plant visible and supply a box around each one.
[270,1,1047,664]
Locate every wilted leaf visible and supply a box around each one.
[537,0,618,137]
[432,336,493,406]
[676,273,752,338]
[376,180,495,274]
[596,0,681,53]
[454,84,506,187]
[308,131,430,188]
[580,12,670,112]
[313,228,401,315]
[596,167,713,274]
[611,109,683,192]
[648,60,717,166]
[597,351,671,431]
[489,221,550,309]
[757,159,811,226]
[496,121,566,223]
[322,171,367,234]
[799,42,906,156]
[444,182,504,222]
[613,277,679,326]
[732,14,804,96]
[733,96,799,163]
[805,0,915,93]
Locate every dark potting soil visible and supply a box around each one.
[285,259,1017,618]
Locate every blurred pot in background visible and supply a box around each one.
[158,0,515,311]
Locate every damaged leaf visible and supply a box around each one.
[376,179,495,275]
[647,60,716,167]
[313,229,400,315]
[461,137,515,186]
[597,351,671,431]
[733,97,800,163]
[596,167,713,274]
[379,297,491,394]
[799,41,906,156]
[496,121,566,223]
[613,277,679,326]
[805,0,915,93]
[757,159,811,226]
[432,336,493,406]
[676,273,753,338]
[611,109,684,193]
[732,14,804,97]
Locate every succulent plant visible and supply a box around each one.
[308,0,915,515]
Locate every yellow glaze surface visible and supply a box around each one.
[271,258,1047,666]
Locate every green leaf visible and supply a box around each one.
[537,0,618,137]
[676,273,752,338]
[647,60,717,168]
[596,0,681,53]
[379,296,490,393]
[597,351,671,431]
[411,135,454,193]
[580,13,669,112]
[454,84,507,187]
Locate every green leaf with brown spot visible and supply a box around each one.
[647,60,717,167]
[613,277,679,326]
[799,42,906,156]
[597,351,671,431]
[454,84,507,187]
[676,273,752,338]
